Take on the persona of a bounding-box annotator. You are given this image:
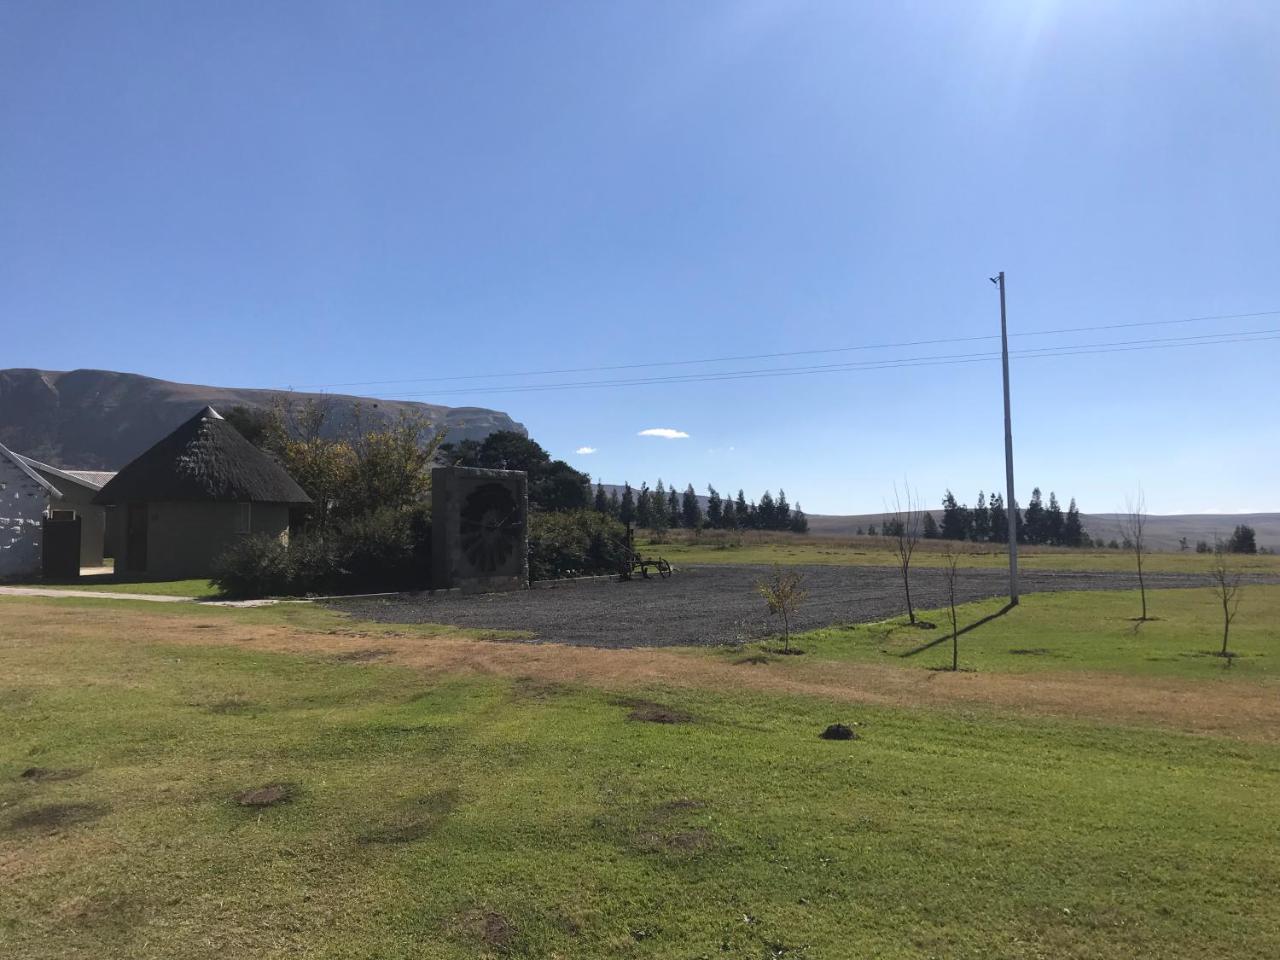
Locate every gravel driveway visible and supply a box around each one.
[327,564,1261,648]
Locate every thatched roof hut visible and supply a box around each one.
[94,407,310,506]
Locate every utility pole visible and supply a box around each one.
[992,271,1019,605]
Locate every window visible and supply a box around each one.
[50,509,77,521]
[235,502,252,534]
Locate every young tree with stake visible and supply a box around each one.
[889,482,924,625]
[1122,490,1150,621]
[1209,541,1244,659]
[943,546,961,671]
[756,565,808,654]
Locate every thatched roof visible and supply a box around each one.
[94,406,311,505]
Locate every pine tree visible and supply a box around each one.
[940,490,967,541]
[721,496,737,529]
[922,512,940,539]
[681,484,703,529]
[789,502,809,534]
[594,482,608,514]
[667,489,681,528]
[1024,488,1045,545]
[736,490,750,527]
[707,485,723,528]
[607,489,620,518]
[775,489,792,531]
[649,482,669,535]
[757,491,777,530]
[971,491,991,543]
[867,524,877,536]
[989,492,1008,543]
[636,483,652,528]
[1046,492,1065,546]
[1063,498,1084,547]
[620,483,636,526]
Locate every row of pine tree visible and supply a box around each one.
[594,481,809,533]
[928,488,1087,546]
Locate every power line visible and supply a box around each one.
[361,328,1280,398]
[287,308,1280,390]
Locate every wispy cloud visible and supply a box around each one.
[575,446,597,455]
[638,428,690,440]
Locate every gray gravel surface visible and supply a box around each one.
[326,564,1271,648]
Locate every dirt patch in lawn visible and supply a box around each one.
[19,767,85,783]
[635,826,712,854]
[7,803,108,833]
[617,697,695,724]
[458,909,516,951]
[207,697,255,714]
[331,648,396,663]
[235,783,293,808]
[359,788,459,844]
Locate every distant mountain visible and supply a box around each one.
[0,368,526,470]
[807,511,1280,552]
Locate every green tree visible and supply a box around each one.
[681,484,703,529]
[922,512,940,539]
[940,490,967,541]
[989,492,1008,543]
[1023,488,1045,544]
[636,483,652,528]
[1063,498,1085,547]
[707,485,723,527]
[775,489,792,531]
[594,482,609,514]
[620,483,636,526]
[721,496,738,529]
[667,488,681,528]
[1227,524,1258,554]
[735,490,750,528]
[971,491,990,542]
[1045,492,1065,546]
[789,503,809,534]
[757,490,777,529]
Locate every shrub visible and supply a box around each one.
[528,509,628,581]
[334,507,430,592]
[211,508,431,598]
[211,535,294,598]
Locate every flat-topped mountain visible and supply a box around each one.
[0,368,526,470]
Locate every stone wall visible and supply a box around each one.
[0,455,50,578]
[431,466,528,593]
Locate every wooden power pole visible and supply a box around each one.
[993,271,1019,605]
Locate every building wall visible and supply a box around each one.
[27,469,107,567]
[0,456,49,579]
[114,500,291,579]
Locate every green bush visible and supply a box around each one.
[529,509,628,581]
[212,508,430,598]
[211,535,294,598]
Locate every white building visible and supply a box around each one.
[0,442,113,579]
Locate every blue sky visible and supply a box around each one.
[3,1,1277,515]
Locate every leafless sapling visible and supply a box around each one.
[756,565,808,654]
[888,482,924,625]
[1209,542,1244,659]
[1122,490,1150,621]
[943,546,961,671]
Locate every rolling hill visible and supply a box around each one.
[0,368,525,470]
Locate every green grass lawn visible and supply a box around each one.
[33,577,221,599]
[646,530,1280,575]
[718,585,1280,680]
[3,600,1280,957]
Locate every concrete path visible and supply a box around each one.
[0,586,282,607]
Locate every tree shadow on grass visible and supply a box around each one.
[899,602,1017,658]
